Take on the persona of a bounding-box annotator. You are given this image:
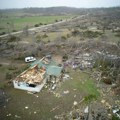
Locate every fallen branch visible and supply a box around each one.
[50,106,59,112]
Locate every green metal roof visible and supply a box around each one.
[47,66,62,77]
[31,58,62,77]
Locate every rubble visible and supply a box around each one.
[74,95,76,98]
[34,111,37,114]
[101,99,106,104]
[55,93,61,98]
[51,84,57,90]
[50,106,59,112]
[0,89,7,107]
[7,113,11,117]
[15,115,21,118]
[112,106,120,119]
[25,106,29,109]
[105,102,112,109]
[84,106,89,113]
[54,100,111,120]
[27,91,37,94]
[73,101,78,106]
[63,74,70,80]
[63,90,70,94]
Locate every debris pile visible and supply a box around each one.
[63,52,94,71]
[112,105,120,119]
[54,101,114,120]
[0,89,8,107]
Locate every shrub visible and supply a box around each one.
[82,30,103,38]
[0,83,6,89]
[47,40,50,43]
[71,29,80,36]
[36,35,42,42]
[66,34,70,38]
[8,65,17,70]
[112,115,120,120]
[115,33,120,37]
[102,77,112,84]
[42,33,48,38]
[55,19,58,22]
[14,55,25,60]
[0,32,6,35]
[8,35,20,42]
[84,94,97,103]
[6,72,12,80]
[80,38,85,41]
[34,24,39,27]
[62,54,68,62]
[12,30,17,32]
[39,23,43,25]
[61,35,66,40]
[94,57,120,85]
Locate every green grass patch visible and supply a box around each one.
[0,66,9,73]
[84,94,97,104]
[35,28,70,42]
[60,70,100,99]
[1,69,100,119]
[0,15,72,33]
[112,115,120,120]
[74,73,99,96]
[104,30,120,43]
[0,82,6,89]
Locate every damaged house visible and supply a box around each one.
[13,57,63,92]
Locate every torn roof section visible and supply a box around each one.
[15,65,46,85]
[31,57,63,77]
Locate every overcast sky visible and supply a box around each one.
[0,0,120,9]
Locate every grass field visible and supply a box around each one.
[0,68,100,120]
[0,15,72,34]
[60,70,100,97]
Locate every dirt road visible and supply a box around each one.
[0,15,87,38]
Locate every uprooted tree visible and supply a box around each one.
[93,54,120,94]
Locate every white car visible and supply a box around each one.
[25,56,36,62]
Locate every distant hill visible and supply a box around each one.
[0,6,120,16]
[0,7,84,16]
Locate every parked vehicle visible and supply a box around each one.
[25,56,36,62]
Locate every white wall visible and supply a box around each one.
[13,79,46,92]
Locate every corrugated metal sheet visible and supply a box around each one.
[47,66,62,77]
[31,58,62,77]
